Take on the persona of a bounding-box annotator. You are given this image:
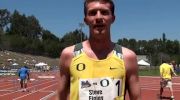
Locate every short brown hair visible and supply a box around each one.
[171,60,176,65]
[84,0,115,16]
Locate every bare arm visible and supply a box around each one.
[159,65,163,79]
[171,66,177,76]
[59,47,73,100]
[123,47,141,100]
[27,71,30,80]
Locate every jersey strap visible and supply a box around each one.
[73,42,83,56]
[113,43,123,59]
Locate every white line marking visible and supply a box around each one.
[12,83,58,100]
[40,91,57,100]
[0,79,56,96]
[38,76,55,79]
[0,90,14,92]
[17,78,35,81]
[140,76,180,79]
[141,88,180,91]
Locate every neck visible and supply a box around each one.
[85,40,114,59]
[90,38,112,50]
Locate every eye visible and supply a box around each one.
[88,10,97,16]
[101,10,110,15]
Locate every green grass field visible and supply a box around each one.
[139,68,159,76]
[139,68,180,76]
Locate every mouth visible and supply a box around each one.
[92,24,106,34]
[93,24,105,29]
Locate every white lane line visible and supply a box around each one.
[12,83,58,100]
[40,91,57,100]
[140,76,180,79]
[141,88,180,91]
[0,79,56,96]
[0,90,14,92]
[173,83,180,85]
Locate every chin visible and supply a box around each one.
[94,30,105,35]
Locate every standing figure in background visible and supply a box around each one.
[18,66,30,92]
[159,60,177,99]
[170,60,177,73]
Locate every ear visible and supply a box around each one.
[84,17,88,25]
[111,15,115,23]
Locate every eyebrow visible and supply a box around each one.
[88,7,110,11]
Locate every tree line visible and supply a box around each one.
[0,9,87,58]
[0,9,179,66]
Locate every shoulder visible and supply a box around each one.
[59,45,76,70]
[60,45,74,58]
[122,47,137,60]
[60,45,75,62]
[19,68,23,70]
[160,63,165,67]
[121,46,138,72]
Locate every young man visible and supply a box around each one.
[159,60,177,99]
[170,60,177,73]
[59,0,141,100]
[18,66,30,92]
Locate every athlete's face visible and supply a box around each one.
[84,1,115,36]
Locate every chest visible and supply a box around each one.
[70,54,125,79]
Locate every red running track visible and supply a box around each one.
[126,76,180,100]
[0,71,60,100]
[0,71,180,100]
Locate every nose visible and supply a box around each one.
[96,11,103,23]
[96,11,103,18]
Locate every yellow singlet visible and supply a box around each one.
[160,63,174,80]
[70,43,126,100]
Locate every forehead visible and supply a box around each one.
[86,1,111,11]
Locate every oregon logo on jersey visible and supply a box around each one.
[76,63,86,71]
